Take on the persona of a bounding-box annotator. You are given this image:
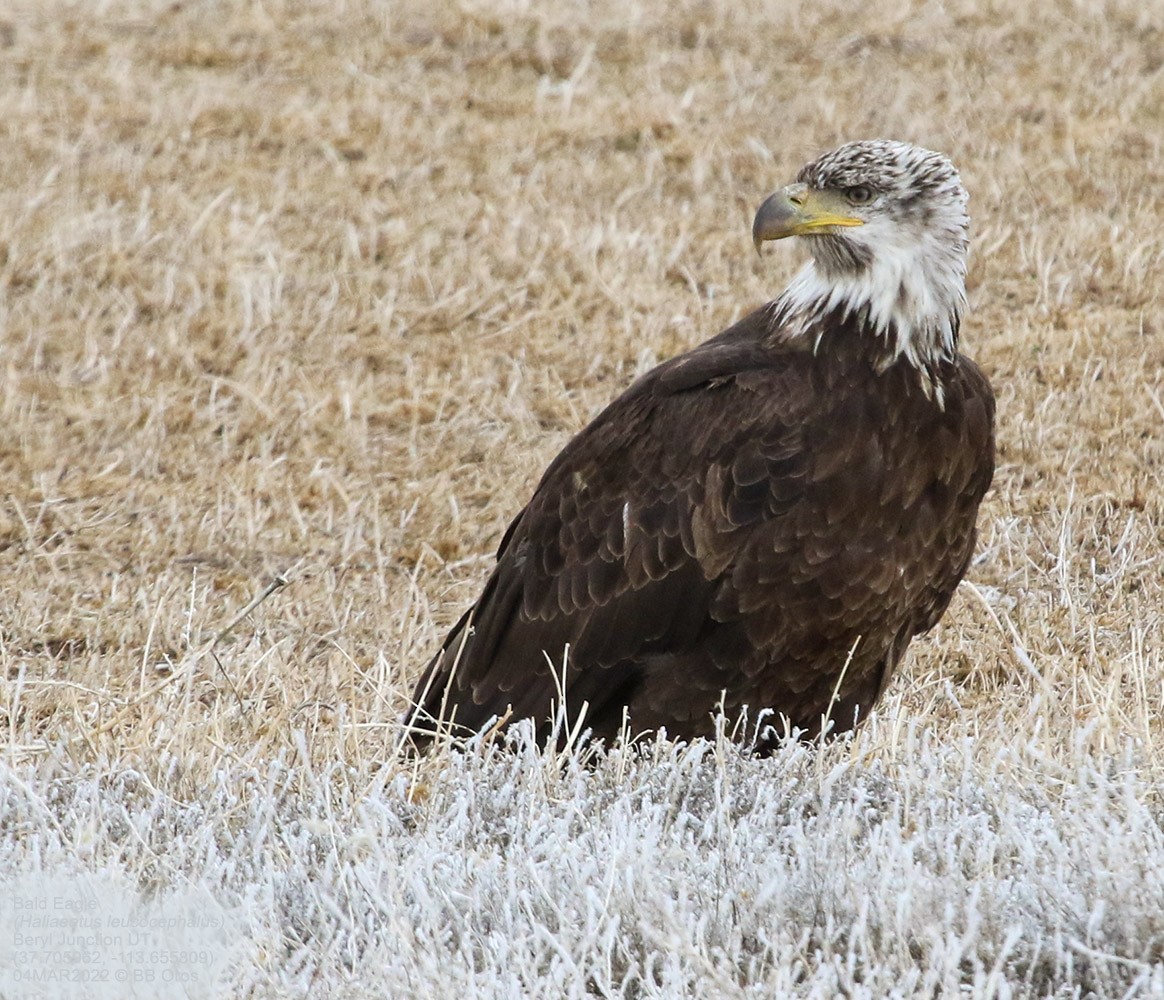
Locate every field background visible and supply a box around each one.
[1,0,1162,996]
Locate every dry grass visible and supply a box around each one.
[1,0,1162,994]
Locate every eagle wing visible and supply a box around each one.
[405,308,819,744]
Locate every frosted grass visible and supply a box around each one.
[2,721,1162,998]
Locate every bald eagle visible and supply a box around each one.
[404,140,995,752]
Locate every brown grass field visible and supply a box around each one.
[1,0,1163,992]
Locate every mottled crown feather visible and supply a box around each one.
[797,140,965,208]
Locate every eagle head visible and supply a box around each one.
[754,140,970,373]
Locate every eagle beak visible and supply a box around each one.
[752,183,864,254]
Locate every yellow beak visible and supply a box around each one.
[752,183,864,253]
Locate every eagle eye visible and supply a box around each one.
[844,185,874,205]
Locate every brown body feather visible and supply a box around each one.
[405,302,995,750]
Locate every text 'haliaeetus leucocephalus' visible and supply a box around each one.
[404,139,995,752]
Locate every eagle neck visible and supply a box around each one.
[766,261,963,403]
